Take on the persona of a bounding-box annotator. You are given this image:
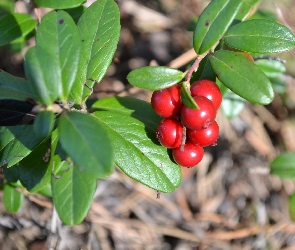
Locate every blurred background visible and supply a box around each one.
[1,0,295,249]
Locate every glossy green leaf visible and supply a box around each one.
[91,96,161,129]
[4,29,35,53]
[36,10,81,100]
[193,0,243,55]
[24,46,61,106]
[235,0,261,21]
[0,70,35,101]
[18,140,52,192]
[0,100,35,126]
[270,76,287,94]
[127,66,184,90]
[217,79,245,119]
[93,110,181,193]
[190,55,216,83]
[255,59,286,78]
[34,0,86,9]
[0,13,37,46]
[289,193,295,221]
[3,184,23,213]
[270,152,295,179]
[187,16,198,32]
[52,164,96,225]
[224,19,295,53]
[33,111,55,141]
[180,83,199,109]
[71,0,120,103]
[0,0,14,19]
[38,183,52,198]
[221,89,245,119]
[209,50,274,105]
[58,111,114,178]
[3,165,20,183]
[49,129,72,180]
[8,180,23,188]
[0,125,42,167]
[249,9,278,21]
[63,6,86,23]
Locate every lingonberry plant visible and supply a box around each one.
[1,0,295,225]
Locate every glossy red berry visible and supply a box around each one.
[187,121,219,147]
[151,85,182,118]
[156,118,183,148]
[181,96,216,131]
[172,141,204,168]
[190,79,222,110]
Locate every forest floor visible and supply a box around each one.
[1,0,295,249]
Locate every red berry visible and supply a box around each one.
[156,118,183,148]
[190,79,222,110]
[151,85,182,118]
[172,141,204,168]
[181,96,216,131]
[187,121,219,147]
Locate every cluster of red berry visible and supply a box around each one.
[151,79,222,168]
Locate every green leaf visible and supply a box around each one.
[0,70,35,101]
[127,66,184,90]
[289,193,295,221]
[187,16,198,32]
[3,165,20,183]
[249,9,278,21]
[24,46,61,106]
[91,96,162,129]
[37,183,52,198]
[0,0,15,19]
[217,79,245,119]
[48,129,72,179]
[0,125,42,167]
[193,0,243,55]
[224,19,295,53]
[221,89,245,119]
[33,111,55,141]
[235,0,261,21]
[34,0,86,9]
[270,76,287,94]
[255,59,286,78]
[93,110,181,193]
[0,13,37,46]
[63,6,86,23]
[71,0,120,103]
[52,164,96,225]
[190,55,216,83]
[36,10,81,100]
[180,83,199,109]
[0,100,35,126]
[18,140,52,192]
[4,30,35,53]
[270,152,295,179]
[58,111,114,178]
[209,50,274,105]
[3,184,23,213]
